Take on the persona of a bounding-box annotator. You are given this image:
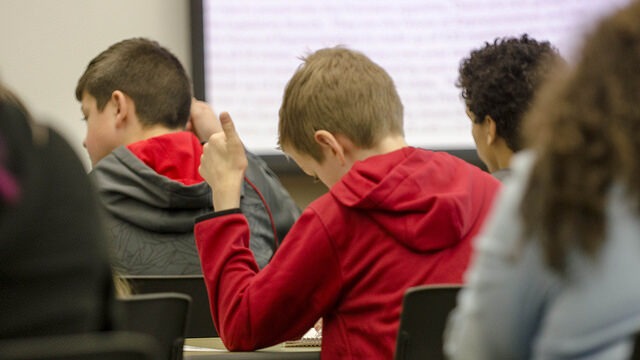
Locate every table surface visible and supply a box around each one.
[184,338,321,360]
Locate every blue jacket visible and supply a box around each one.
[445,152,640,359]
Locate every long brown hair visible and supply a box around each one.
[520,1,640,273]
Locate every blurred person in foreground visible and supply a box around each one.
[445,2,640,359]
[0,82,116,338]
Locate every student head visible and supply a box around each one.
[0,83,28,208]
[0,82,32,123]
[75,38,192,166]
[457,34,561,172]
[278,46,405,187]
[1,81,118,337]
[520,1,640,273]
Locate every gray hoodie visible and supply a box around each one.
[91,143,300,275]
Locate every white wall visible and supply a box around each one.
[0,0,191,169]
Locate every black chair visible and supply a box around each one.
[120,275,217,338]
[117,293,191,360]
[0,331,161,360]
[394,284,462,360]
[630,330,640,360]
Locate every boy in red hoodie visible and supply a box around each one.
[195,46,501,359]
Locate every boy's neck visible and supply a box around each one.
[123,124,183,145]
[350,134,408,163]
[486,140,513,173]
[492,146,513,173]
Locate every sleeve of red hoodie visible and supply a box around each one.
[194,207,342,350]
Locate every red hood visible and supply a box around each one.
[331,147,500,252]
[127,131,204,185]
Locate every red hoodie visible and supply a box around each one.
[194,147,500,359]
[126,131,204,185]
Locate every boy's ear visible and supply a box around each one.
[111,90,130,128]
[484,115,497,145]
[314,130,346,166]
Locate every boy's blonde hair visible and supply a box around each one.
[278,47,404,161]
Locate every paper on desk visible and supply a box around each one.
[183,344,226,352]
[302,327,321,339]
[284,327,322,347]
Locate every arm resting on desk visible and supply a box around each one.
[195,210,342,351]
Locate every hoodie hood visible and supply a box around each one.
[90,133,212,233]
[331,147,498,252]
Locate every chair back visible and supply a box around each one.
[0,331,161,360]
[117,293,190,360]
[630,330,640,360]
[120,275,217,338]
[395,284,462,360]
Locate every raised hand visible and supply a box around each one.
[199,112,248,211]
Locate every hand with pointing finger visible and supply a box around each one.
[199,112,248,211]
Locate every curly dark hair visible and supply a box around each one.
[457,34,561,152]
[520,2,640,274]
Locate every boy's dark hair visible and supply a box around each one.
[457,34,561,152]
[75,38,192,128]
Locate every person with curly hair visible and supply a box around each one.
[445,2,640,359]
[457,34,562,180]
